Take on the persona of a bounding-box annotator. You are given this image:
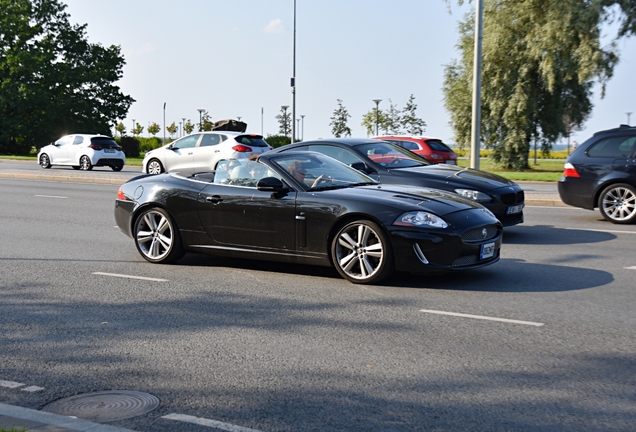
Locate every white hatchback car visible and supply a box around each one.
[142,131,273,175]
[38,134,126,171]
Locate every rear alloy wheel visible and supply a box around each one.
[134,207,185,263]
[331,219,393,284]
[39,154,51,169]
[599,183,636,224]
[147,159,164,174]
[79,155,93,170]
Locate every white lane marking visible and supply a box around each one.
[92,272,168,282]
[34,195,67,199]
[420,309,544,327]
[163,413,264,432]
[21,386,45,392]
[0,380,25,389]
[625,266,636,270]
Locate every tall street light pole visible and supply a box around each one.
[372,99,382,136]
[163,103,166,144]
[300,114,305,140]
[281,105,289,138]
[291,0,297,143]
[197,109,204,131]
[182,118,186,136]
[132,119,136,136]
[627,112,633,125]
[470,0,484,170]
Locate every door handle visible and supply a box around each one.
[205,195,223,204]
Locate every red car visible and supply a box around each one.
[372,135,458,165]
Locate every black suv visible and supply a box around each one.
[558,124,636,223]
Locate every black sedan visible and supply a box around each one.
[269,139,525,226]
[558,124,636,223]
[115,151,503,284]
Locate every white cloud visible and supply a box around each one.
[264,18,285,34]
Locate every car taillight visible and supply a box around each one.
[117,187,126,200]
[89,145,99,150]
[232,145,252,152]
[563,162,580,178]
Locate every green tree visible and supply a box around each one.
[444,0,635,170]
[200,110,213,131]
[361,109,387,136]
[148,122,161,137]
[330,99,352,137]
[132,123,144,136]
[166,122,177,138]
[276,107,291,137]
[184,119,194,135]
[115,122,126,138]
[0,0,134,154]
[400,94,426,135]
[383,100,402,135]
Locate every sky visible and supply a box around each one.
[62,0,636,146]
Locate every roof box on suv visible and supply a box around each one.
[212,119,247,132]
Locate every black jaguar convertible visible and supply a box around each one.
[115,151,503,284]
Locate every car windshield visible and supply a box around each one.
[236,135,270,147]
[270,153,378,191]
[426,140,453,152]
[356,142,430,168]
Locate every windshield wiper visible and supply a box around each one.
[307,184,349,191]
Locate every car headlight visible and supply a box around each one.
[455,189,492,202]
[394,211,448,228]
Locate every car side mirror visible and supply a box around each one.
[257,177,286,192]
[350,162,372,174]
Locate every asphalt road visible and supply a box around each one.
[1,177,634,431]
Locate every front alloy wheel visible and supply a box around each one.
[147,159,164,174]
[331,220,393,284]
[79,155,93,170]
[599,183,636,224]
[39,154,51,169]
[134,208,185,263]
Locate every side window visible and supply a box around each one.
[56,136,72,146]
[308,145,364,165]
[172,134,200,150]
[400,141,419,151]
[73,136,84,145]
[587,136,636,158]
[199,134,221,147]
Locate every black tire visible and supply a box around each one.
[39,154,51,169]
[330,219,394,284]
[598,183,636,224]
[134,207,185,263]
[111,163,123,172]
[79,155,93,171]
[147,159,164,174]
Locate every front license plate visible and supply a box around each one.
[506,204,523,214]
[480,242,495,260]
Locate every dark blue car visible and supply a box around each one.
[558,124,636,223]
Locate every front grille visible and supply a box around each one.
[501,191,525,205]
[452,255,478,266]
[462,225,499,243]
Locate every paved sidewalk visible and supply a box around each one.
[0,403,135,432]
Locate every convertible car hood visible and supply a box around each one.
[391,164,516,191]
[326,184,487,217]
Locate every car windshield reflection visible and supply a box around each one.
[270,153,378,191]
[356,142,430,168]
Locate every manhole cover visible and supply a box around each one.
[42,390,160,422]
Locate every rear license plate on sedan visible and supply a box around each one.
[506,204,523,214]
[480,242,495,259]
